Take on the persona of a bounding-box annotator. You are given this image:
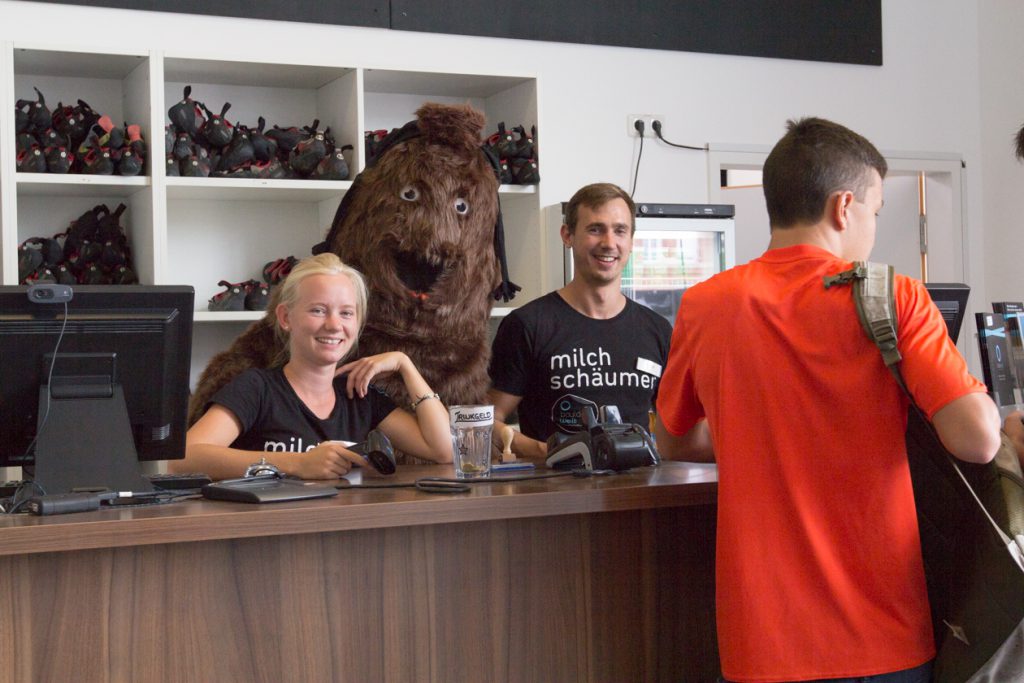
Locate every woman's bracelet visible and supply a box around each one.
[409,392,441,412]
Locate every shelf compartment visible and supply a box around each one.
[363,69,533,99]
[14,46,147,80]
[363,68,538,145]
[163,58,354,90]
[13,46,154,169]
[162,56,359,180]
[15,191,155,287]
[166,196,329,310]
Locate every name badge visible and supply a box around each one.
[636,357,662,377]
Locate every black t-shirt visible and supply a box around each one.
[211,367,397,453]
[488,292,672,440]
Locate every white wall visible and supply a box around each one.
[978,2,1024,304]
[1,0,1015,316]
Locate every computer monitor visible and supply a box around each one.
[0,284,194,494]
[923,282,970,344]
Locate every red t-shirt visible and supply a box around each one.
[657,245,986,682]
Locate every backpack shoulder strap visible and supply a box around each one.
[824,260,905,389]
[826,262,1024,565]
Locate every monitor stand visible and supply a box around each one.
[32,383,154,494]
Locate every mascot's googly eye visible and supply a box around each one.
[400,185,420,202]
[454,198,469,215]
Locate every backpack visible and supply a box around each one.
[825,261,1024,683]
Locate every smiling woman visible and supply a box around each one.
[171,253,453,480]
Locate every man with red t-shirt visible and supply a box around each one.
[655,117,1000,683]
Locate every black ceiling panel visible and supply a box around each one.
[25,0,389,29]
[22,0,881,66]
[391,0,882,65]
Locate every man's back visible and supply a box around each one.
[659,244,985,680]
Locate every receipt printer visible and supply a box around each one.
[544,404,659,471]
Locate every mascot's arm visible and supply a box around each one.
[487,388,549,461]
[173,404,365,480]
[341,352,452,463]
[187,318,279,426]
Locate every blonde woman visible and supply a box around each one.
[177,253,451,480]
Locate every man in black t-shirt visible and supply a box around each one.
[488,183,672,460]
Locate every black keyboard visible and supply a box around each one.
[148,473,213,490]
[201,475,338,503]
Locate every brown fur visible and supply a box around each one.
[189,103,501,425]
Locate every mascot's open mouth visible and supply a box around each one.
[393,250,445,298]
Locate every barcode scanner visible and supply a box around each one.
[349,429,397,475]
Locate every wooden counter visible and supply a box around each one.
[0,461,719,682]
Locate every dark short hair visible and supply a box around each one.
[564,183,636,234]
[1016,122,1024,161]
[763,117,887,229]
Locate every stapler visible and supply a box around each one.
[544,404,660,471]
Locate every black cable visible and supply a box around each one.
[22,300,69,462]
[102,491,197,508]
[652,120,707,151]
[4,481,45,514]
[3,481,45,511]
[631,121,645,198]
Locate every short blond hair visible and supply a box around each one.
[272,253,368,364]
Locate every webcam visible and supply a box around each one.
[27,283,74,304]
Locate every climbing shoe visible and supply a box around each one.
[168,85,205,137]
[200,102,234,148]
[250,116,278,163]
[244,280,270,311]
[17,146,47,173]
[208,280,248,312]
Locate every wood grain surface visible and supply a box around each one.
[0,463,720,682]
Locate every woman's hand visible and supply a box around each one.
[338,352,410,399]
[291,441,365,480]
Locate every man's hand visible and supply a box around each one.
[653,418,714,462]
[1002,409,1024,473]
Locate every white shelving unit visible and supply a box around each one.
[1,42,542,386]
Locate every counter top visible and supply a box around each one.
[0,461,717,557]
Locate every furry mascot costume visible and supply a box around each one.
[189,102,519,428]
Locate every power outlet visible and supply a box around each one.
[628,114,664,137]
